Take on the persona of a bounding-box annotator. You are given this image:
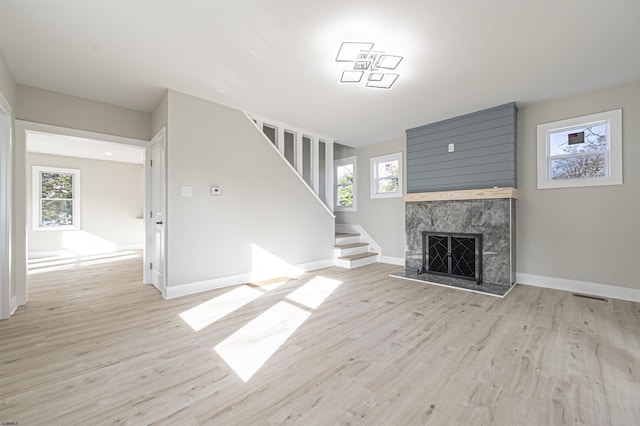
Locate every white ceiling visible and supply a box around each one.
[2,1,639,147]
[27,132,145,165]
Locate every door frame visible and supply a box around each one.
[147,128,167,296]
[13,120,149,311]
[0,91,12,319]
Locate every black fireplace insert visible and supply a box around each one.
[418,232,483,284]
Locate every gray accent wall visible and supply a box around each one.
[406,102,517,192]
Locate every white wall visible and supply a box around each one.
[165,90,335,288]
[335,137,406,260]
[26,153,144,256]
[17,85,150,140]
[517,80,640,292]
[0,52,17,108]
[151,90,168,137]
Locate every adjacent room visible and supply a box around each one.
[0,1,639,424]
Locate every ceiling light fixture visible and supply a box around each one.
[336,42,403,89]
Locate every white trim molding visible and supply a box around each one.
[165,257,335,299]
[32,166,81,231]
[0,89,12,319]
[516,273,640,303]
[334,156,357,212]
[536,109,623,189]
[370,151,403,199]
[379,256,404,266]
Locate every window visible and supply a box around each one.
[32,166,80,230]
[370,152,402,198]
[537,109,622,189]
[335,156,356,211]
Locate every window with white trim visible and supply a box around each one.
[537,109,622,189]
[32,166,81,230]
[370,152,402,198]
[335,156,356,211]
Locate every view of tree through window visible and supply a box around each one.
[336,163,353,207]
[39,171,75,227]
[548,123,607,181]
[374,160,399,193]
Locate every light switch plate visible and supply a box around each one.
[448,143,455,153]
[181,186,193,197]
[210,186,222,196]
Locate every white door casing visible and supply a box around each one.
[149,128,166,296]
[13,120,148,319]
[0,91,12,319]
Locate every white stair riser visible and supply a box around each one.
[349,255,378,268]
[335,236,360,245]
[334,245,369,257]
[334,254,377,269]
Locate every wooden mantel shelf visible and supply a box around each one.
[404,187,517,202]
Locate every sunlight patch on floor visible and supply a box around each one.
[180,285,264,332]
[213,274,343,382]
[27,251,140,275]
[214,301,310,382]
[286,276,342,310]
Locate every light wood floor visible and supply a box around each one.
[1,254,639,425]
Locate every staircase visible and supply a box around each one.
[334,232,378,268]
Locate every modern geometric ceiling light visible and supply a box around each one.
[336,42,403,89]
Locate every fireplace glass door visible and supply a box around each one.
[422,232,483,284]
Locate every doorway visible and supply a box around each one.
[13,121,165,312]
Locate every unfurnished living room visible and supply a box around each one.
[1,1,639,425]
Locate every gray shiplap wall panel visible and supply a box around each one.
[408,143,514,168]
[408,162,515,181]
[407,125,513,153]
[407,115,514,146]
[410,171,515,188]
[407,104,513,140]
[406,102,517,193]
[408,152,515,174]
[408,133,514,159]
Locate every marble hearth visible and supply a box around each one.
[393,188,516,297]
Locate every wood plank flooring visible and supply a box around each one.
[1,253,639,425]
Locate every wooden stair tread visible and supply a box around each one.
[334,242,369,249]
[338,252,378,261]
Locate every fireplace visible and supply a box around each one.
[419,232,483,284]
[393,189,516,297]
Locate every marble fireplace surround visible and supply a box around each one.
[399,188,516,296]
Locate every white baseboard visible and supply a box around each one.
[29,245,143,259]
[165,258,335,299]
[379,255,404,266]
[516,273,640,303]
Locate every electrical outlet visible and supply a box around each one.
[448,143,455,153]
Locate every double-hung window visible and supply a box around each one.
[335,156,356,211]
[537,109,622,189]
[32,166,81,230]
[370,152,402,198]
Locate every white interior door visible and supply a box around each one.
[150,129,166,295]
